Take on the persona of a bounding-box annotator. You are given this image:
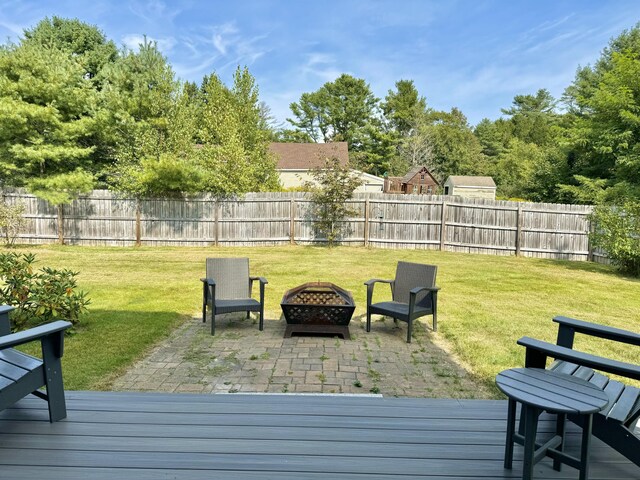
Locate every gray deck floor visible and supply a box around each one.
[0,391,636,479]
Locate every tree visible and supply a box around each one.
[562,24,640,202]
[196,67,279,195]
[22,16,117,84]
[0,42,97,189]
[495,139,544,199]
[590,202,640,276]
[287,74,379,148]
[306,157,362,246]
[0,199,26,246]
[99,37,177,171]
[422,108,488,183]
[381,79,427,135]
[396,118,435,176]
[501,89,559,146]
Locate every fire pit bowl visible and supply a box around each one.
[281,282,355,339]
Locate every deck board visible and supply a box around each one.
[0,391,636,479]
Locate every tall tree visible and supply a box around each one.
[381,79,427,136]
[501,89,559,146]
[195,67,279,195]
[563,23,640,202]
[0,42,97,188]
[100,37,178,185]
[287,74,379,148]
[22,16,117,84]
[422,108,488,183]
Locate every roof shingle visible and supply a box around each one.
[269,142,349,169]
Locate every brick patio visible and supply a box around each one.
[112,314,493,398]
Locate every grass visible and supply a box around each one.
[4,244,639,391]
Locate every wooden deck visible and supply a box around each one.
[0,391,636,479]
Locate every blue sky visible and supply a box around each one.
[1,1,640,128]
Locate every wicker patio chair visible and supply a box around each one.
[201,258,267,335]
[365,261,439,343]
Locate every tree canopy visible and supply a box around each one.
[0,17,278,201]
[4,16,640,206]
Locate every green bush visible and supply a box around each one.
[0,252,90,330]
[590,202,640,277]
[0,200,27,246]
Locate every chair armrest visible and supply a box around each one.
[517,336,640,381]
[365,279,394,306]
[409,286,440,294]
[364,279,393,286]
[553,316,640,347]
[0,321,72,350]
[249,277,267,302]
[200,278,215,286]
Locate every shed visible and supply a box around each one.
[384,166,439,194]
[443,176,496,199]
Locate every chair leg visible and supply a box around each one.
[210,311,215,336]
[432,311,437,332]
[554,413,566,471]
[42,335,67,422]
[366,308,372,332]
[259,306,264,331]
[246,311,251,319]
[406,319,412,343]
[202,302,206,323]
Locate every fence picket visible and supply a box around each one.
[1,189,601,261]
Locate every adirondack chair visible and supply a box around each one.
[0,305,72,422]
[365,261,440,343]
[517,316,640,469]
[201,257,267,335]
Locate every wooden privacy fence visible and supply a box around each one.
[2,189,601,262]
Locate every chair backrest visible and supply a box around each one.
[205,258,250,299]
[393,261,437,307]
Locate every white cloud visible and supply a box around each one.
[129,0,181,24]
[121,33,176,54]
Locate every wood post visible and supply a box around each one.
[57,204,64,245]
[364,198,370,247]
[439,201,447,250]
[290,199,296,245]
[515,205,523,256]
[135,202,142,247]
[587,215,595,262]
[214,200,220,247]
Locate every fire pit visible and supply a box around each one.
[281,282,355,339]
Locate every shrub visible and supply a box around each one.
[306,157,362,246]
[0,200,27,246]
[590,202,640,277]
[0,252,90,331]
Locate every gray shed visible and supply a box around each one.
[443,176,496,199]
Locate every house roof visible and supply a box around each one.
[401,166,439,185]
[269,142,349,170]
[445,176,496,188]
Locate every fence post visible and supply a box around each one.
[290,199,296,245]
[587,213,595,262]
[439,200,447,251]
[214,200,219,247]
[57,204,64,245]
[363,198,370,247]
[515,205,523,256]
[135,201,142,247]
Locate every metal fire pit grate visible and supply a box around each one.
[281,282,355,339]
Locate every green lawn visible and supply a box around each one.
[5,244,639,392]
